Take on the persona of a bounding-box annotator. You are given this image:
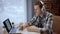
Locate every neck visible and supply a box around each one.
[39,11,44,17]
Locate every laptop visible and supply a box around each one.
[3,19,20,34]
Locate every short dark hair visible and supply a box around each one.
[33,1,43,8]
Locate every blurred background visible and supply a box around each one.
[0,0,60,30]
[0,0,60,34]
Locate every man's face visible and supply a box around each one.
[34,5,42,16]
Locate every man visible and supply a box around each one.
[20,1,53,34]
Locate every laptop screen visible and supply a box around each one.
[3,19,12,33]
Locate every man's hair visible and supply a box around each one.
[33,1,43,8]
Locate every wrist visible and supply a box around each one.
[39,28,42,32]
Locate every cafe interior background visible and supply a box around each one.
[0,0,60,34]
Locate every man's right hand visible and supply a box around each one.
[19,23,27,30]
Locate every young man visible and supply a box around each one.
[20,1,53,34]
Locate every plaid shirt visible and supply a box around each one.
[27,11,53,34]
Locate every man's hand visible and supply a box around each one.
[19,23,27,30]
[27,26,41,33]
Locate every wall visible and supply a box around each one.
[42,0,60,16]
[27,0,37,21]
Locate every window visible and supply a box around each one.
[0,0,27,26]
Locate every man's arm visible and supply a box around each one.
[27,15,37,26]
[19,16,37,30]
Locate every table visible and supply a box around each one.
[3,28,40,34]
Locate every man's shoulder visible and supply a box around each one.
[46,11,53,17]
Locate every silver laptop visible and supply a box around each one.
[3,19,20,34]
